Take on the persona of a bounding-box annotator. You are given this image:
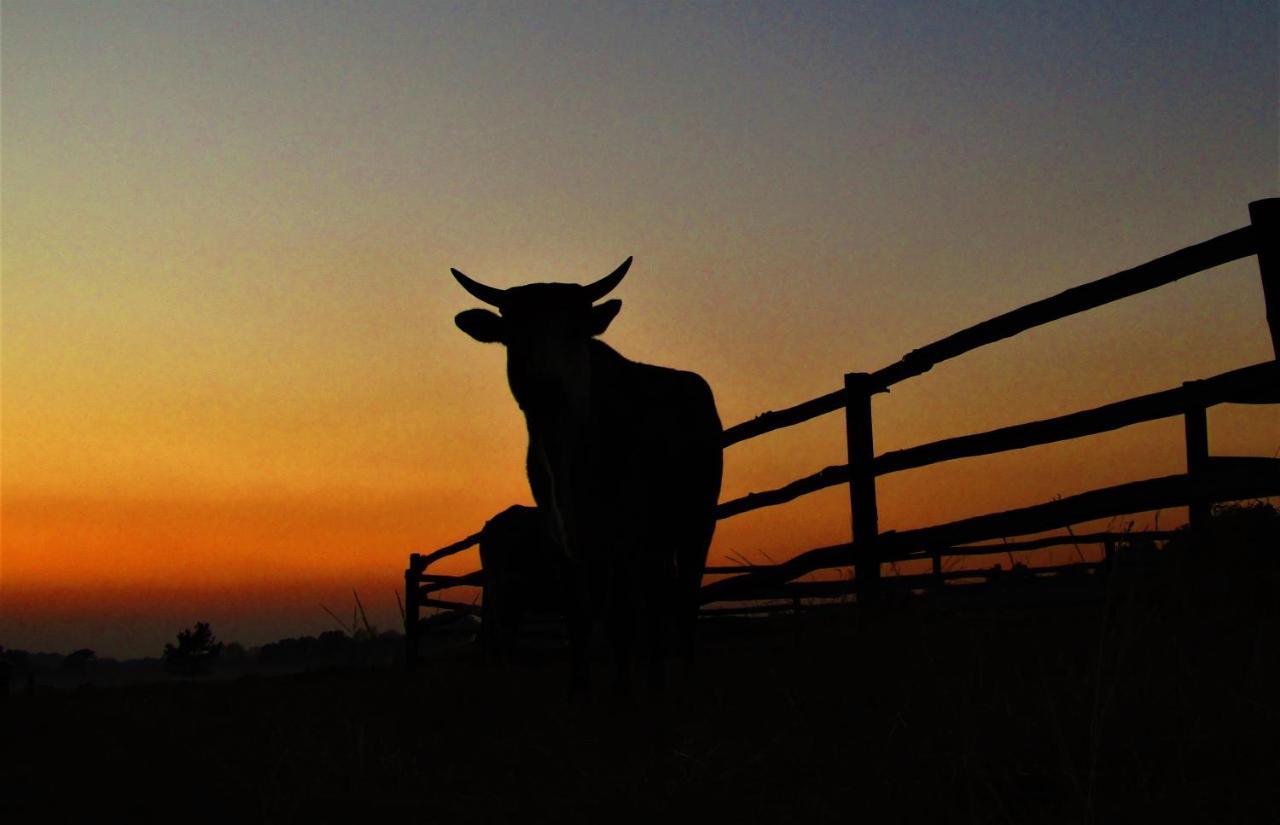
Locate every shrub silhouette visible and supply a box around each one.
[59,649,96,677]
[163,622,224,677]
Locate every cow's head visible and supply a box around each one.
[452,257,631,415]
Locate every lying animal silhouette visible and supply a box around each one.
[478,505,567,658]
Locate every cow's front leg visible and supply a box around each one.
[643,551,672,697]
[606,560,635,696]
[566,572,592,700]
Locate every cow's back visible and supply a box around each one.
[587,343,723,531]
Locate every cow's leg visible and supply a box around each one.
[481,582,499,662]
[607,562,634,695]
[673,520,714,675]
[506,601,525,662]
[479,552,505,664]
[567,584,591,699]
[645,556,670,697]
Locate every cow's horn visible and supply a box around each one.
[451,268,507,307]
[582,257,632,303]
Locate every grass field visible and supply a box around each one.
[4,508,1277,824]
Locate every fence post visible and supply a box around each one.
[844,372,881,606]
[931,548,944,591]
[405,554,423,672]
[1182,384,1210,546]
[1248,198,1280,358]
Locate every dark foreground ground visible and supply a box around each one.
[4,523,1278,824]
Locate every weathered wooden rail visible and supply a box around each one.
[405,198,1280,666]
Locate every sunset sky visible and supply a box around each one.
[3,1,1277,658]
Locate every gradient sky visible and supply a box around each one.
[3,1,1277,657]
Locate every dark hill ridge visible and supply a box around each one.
[0,624,478,693]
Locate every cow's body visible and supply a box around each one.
[452,258,722,693]
[527,340,722,687]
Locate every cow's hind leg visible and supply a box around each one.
[567,608,590,699]
[565,573,592,700]
[645,562,670,697]
[607,564,635,696]
[673,520,714,675]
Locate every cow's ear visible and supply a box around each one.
[455,309,505,343]
[587,300,622,336]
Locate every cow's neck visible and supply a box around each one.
[510,340,625,440]
[514,340,631,559]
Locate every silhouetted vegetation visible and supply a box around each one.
[163,623,224,677]
[2,627,412,693]
[58,648,96,677]
[3,506,1276,823]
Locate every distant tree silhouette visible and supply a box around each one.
[163,622,224,677]
[221,641,247,667]
[59,649,96,677]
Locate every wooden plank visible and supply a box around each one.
[870,226,1256,388]
[721,388,849,447]
[701,561,1109,607]
[699,542,853,604]
[419,570,485,595]
[703,564,782,575]
[845,372,881,604]
[878,361,1278,476]
[404,556,422,672]
[1249,199,1280,358]
[705,563,1096,605]
[699,603,806,616]
[418,532,483,569]
[420,598,483,616]
[1184,390,1210,536]
[938,561,1107,578]
[715,463,849,519]
[420,570,485,586]
[1206,455,1280,474]
[880,465,1279,555]
[701,579,857,603]
[881,530,1180,562]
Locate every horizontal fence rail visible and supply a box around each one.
[722,223,1263,446]
[715,360,1280,521]
[700,462,1280,605]
[405,198,1280,667]
[700,561,1117,605]
[869,226,1260,388]
[703,531,1180,575]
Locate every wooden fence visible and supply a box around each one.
[405,198,1280,664]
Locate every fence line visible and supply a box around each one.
[715,360,1279,521]
[699,462,1279,605]
[701,560,1118,606]
[405,198,1280,667]
[703,530,1180,576]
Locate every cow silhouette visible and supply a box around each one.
[478,504,567,659]
[452,257,723,694]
